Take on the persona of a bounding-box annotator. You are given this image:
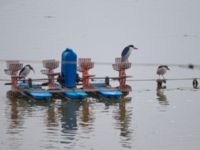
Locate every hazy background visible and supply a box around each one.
[0,0,200,64]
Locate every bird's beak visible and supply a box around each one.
[31,68,35,73]
[130,47,138,51]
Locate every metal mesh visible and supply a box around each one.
[42,59,59,70]
[6,60,23,72]
[78,58,94,70]
[4,69,16,75]
[5,61,23,75]
[6,60,20,67]
[40,69,50,75]
[78,58,91,63]
[115,57,128,63]
[112,63,131,71]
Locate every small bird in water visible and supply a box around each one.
[121,45,138,62]
[19,64,35,78]
[157,65,170,79]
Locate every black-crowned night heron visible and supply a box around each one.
[157,65,170,79]
[19,64,35,78]
[121,45,138,62]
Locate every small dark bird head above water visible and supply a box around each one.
[121,45,138,62]
[157,65,170,70]
[19,64,35,78]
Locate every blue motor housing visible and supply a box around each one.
[61,48,77,88]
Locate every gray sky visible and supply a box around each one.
[0,0,200,64]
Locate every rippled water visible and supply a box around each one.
[1,66,200,150]
[0,87,134,150]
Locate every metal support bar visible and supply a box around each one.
[193,78,199,89]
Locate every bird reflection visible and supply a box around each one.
[156,89,169,106]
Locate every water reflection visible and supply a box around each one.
[81,101,90,124]
[7,97,27,132]
[46,100,59,128]
[59,101,80,146]
[156,89,170,112]
[98,97,121,108]
[156,89,169,106]
[79,100,94,128]
[113,98,133,149]
[7,96,60,129]
[5,97,29,150]
[5,95,134,149]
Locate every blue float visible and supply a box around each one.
[92,83,122,98]
[23,89,53,100]
[64,90,88,100]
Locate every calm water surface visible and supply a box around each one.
[1,66,200,150]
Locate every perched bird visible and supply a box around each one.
[157,65,170,79]
[19,64,35,78]
[121,45,138,62]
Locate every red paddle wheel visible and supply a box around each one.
[112,58,132,94]
[78,58,94,89]
[41,59,60,89]
[4,60,23,91]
